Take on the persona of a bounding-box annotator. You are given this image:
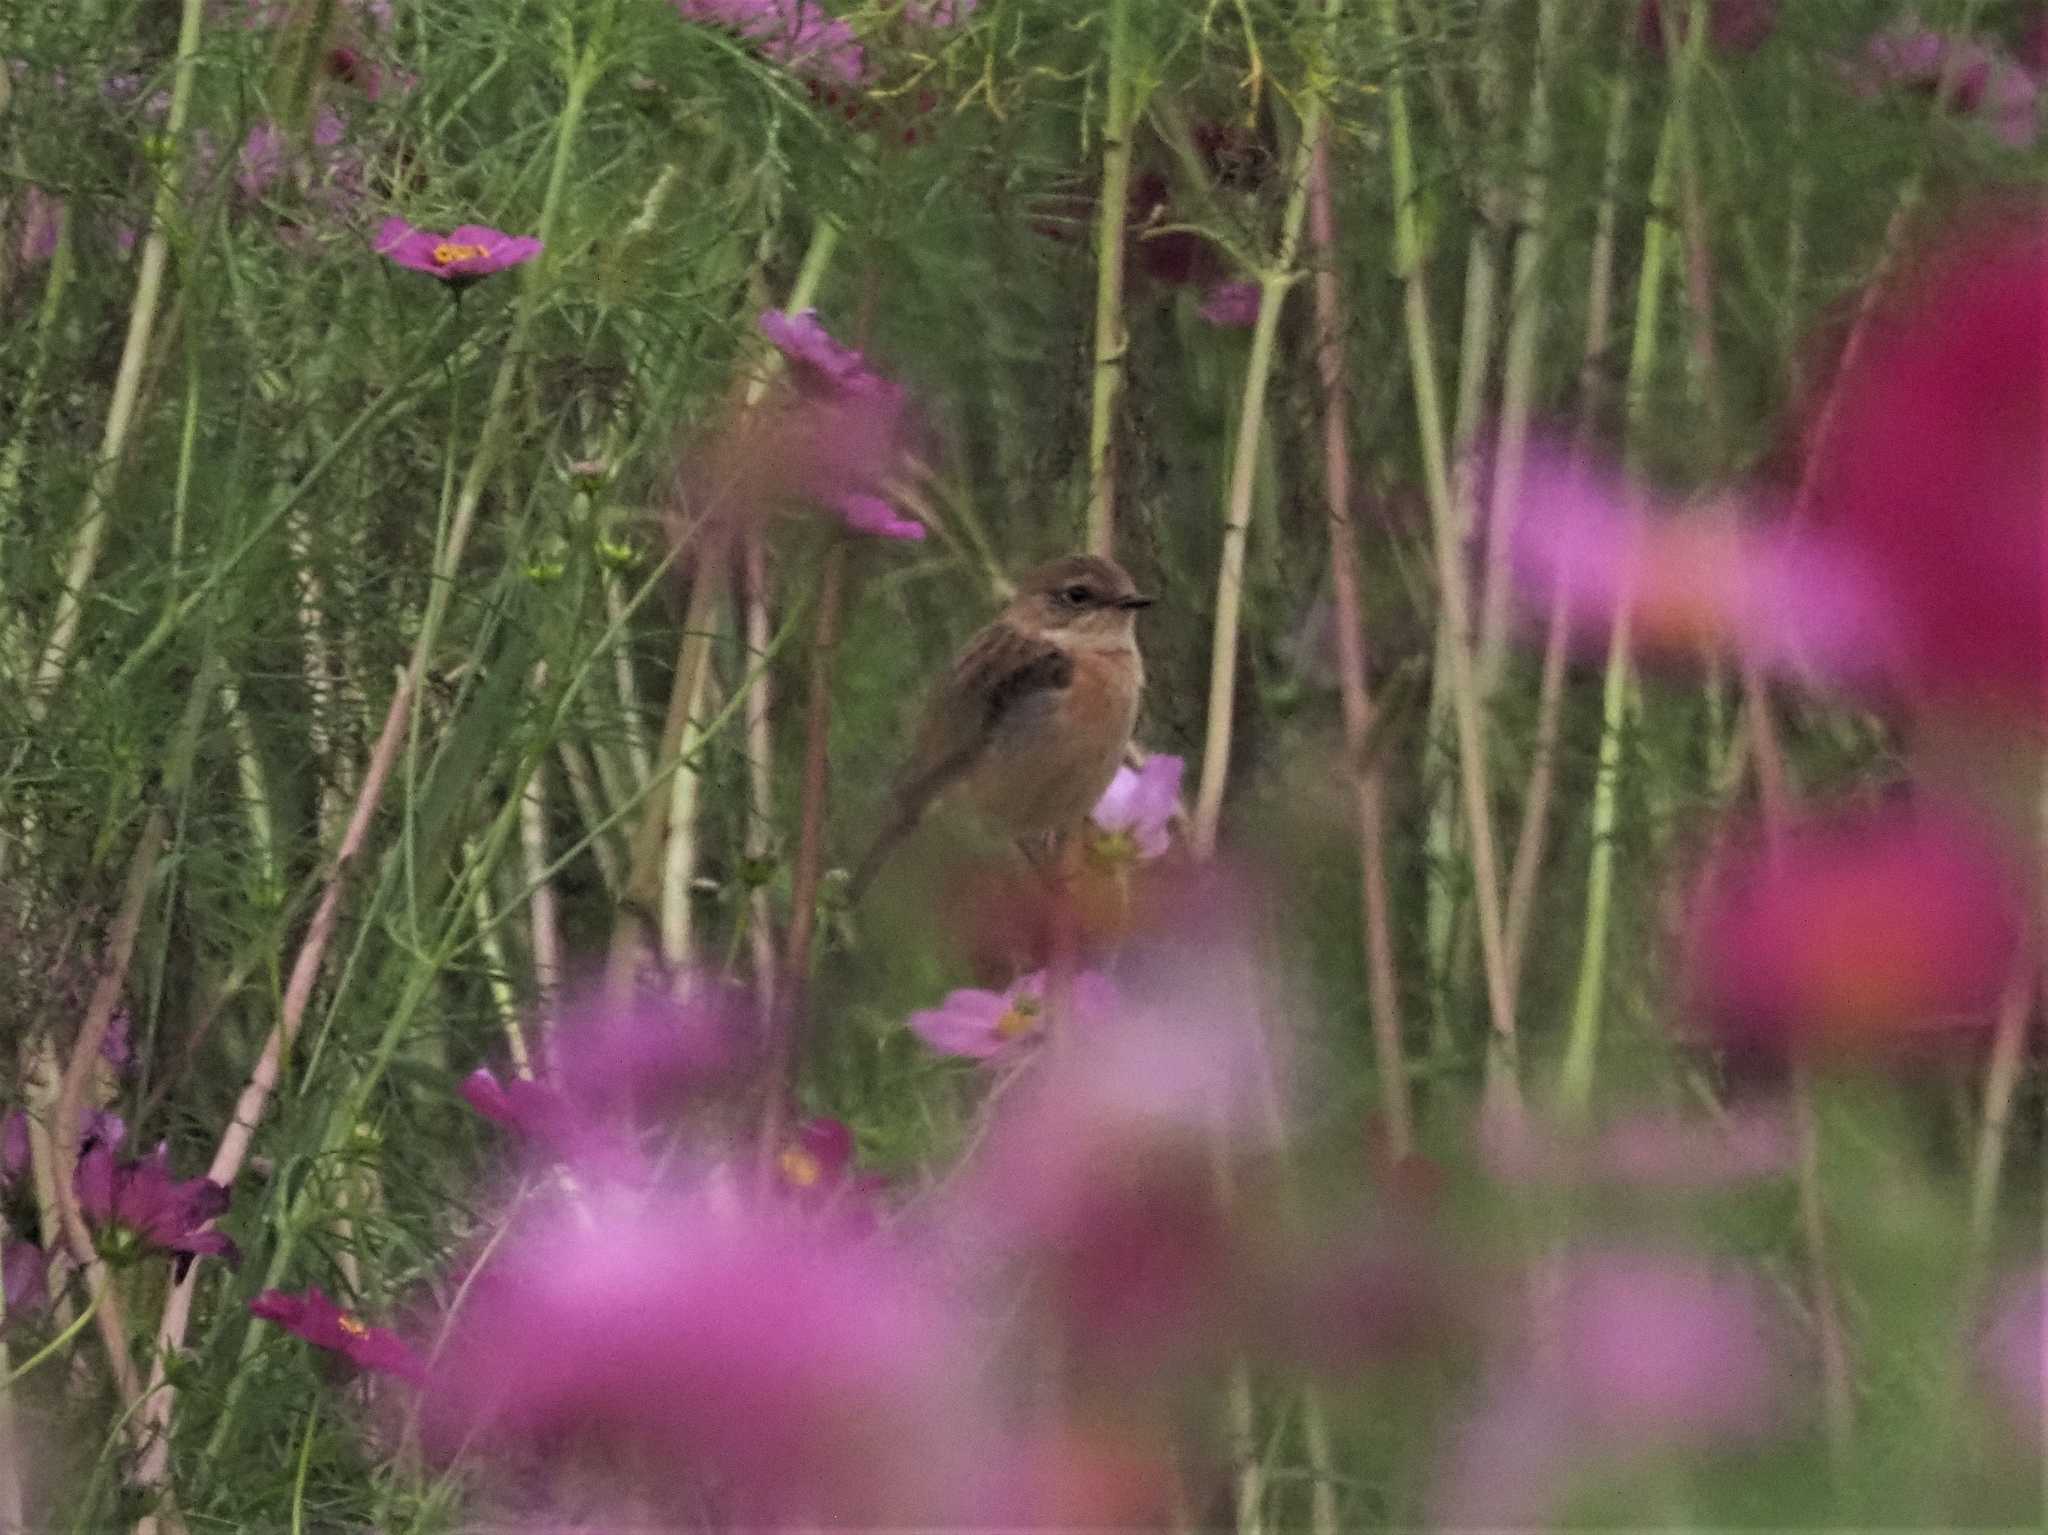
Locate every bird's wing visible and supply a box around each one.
[850,624,1072,901]
[898,623,1073,807]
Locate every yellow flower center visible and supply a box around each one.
[778,1145,823,1188]
[432,241,489,266]
[337,1314,370,1339]
[996,997,1043,1041]
[1087,829,1138,868]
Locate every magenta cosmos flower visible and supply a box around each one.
[1088,753,1183,863]
[374,218,542,281]
[76,1140,238,1268]
[1687,805,2024,1060]
[420,1191,994,1525]
[674,0,866,87]
[756,308,925,540]
[1854,23,2040,147]
[1197,280,1261,328]
[1801,215,2048,724]
[907,967,1119,1059]
[250,1286,425,1383]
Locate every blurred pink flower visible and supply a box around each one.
[1506,443,1898,687]
[675,0,867,86]
[76,1141,238,1268]
[1801,215,2048,724]
[2021,9,2048,76]
[420,1192,991,1524]
[1979,1265,2046,1446]
[1688,806,2023,1059]
[250,1286,425,1383]
[907,968,1119,1059]
[16,184,62,267]
[1636,0,1779,57]
[1855,22,2040,147]
[374,217,541,281]
[755,308,925,540]
[1197,279,1261,327]
[773,1116,887,1227]
[1088,753,1183,862]
[1436,1251,1777,1528]
[1483,1104,1795,1190]
[236,121,287,199]
[2,1241,48,1317]
[458,1066,648,1184]
[4,1107,126,1189]
[953,895,1284,1367]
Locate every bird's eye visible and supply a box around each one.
[1059,584,1094,606]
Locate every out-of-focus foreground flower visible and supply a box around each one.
[1507,213,2048,734]
[1436,1251,1778,1528]
[420,1190,995,1526]
[1852,20,2040,147]
[1686,806,2024,1059]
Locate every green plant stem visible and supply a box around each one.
[131,20,614,1490]
[0,1273,103,1390]
[1555,81,1681,1119]
[1187,76,1325,856]
[1307,122,1409,1157]
[1085,0,1136,558]
[1373,0,1520,1108]
[606,218,840,991]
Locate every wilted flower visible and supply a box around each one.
[675,0,867,86]
[907,968,1119,1059]
[250,1286,425,1382]
[420,1190,992,1524]
[1688,806,2023,1058]
[75,1141,238,1268]
[1854,22,2040,147]
[1088,754,1183,863]
[1198,279,1262,328]
[1436,1251,1777,1528]
[374,217,542,281]
[1636,0,1779,57]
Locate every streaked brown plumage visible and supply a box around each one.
[850,554,1152,899]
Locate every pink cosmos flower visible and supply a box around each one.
[75,1141,238,1268]
[1687,805,2023,1059]
[374,218,542,281]
[1854,23,2040,147]
[1800,215,2048,724]
[420,1190,993,1525]
[1506,443,1899,688]
[674,0,867,87]
[458,1066,648,1184]
[755,308,925,541]
[4,1107,126,1188]
[907,968,1119,1059]
[1636,0,1779,57]
[249,1286,425,1382]
[1198,279,1261,328]
[1435,1250,1777,1528]
[1088,754,1183,862]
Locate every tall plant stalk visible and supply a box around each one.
[1085,0,1137,558]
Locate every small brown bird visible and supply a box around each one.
[850,553,1153,900]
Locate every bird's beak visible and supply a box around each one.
[1117,594,1155,610]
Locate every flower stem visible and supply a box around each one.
[1085,0,1137,558]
